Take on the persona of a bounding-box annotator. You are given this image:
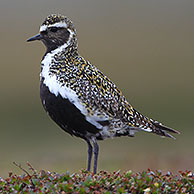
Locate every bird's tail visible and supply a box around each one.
[149,119,180,139]
[129,108,180,139]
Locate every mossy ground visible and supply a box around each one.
[0,163,193,193]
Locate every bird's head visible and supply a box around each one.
[27,14,77,52]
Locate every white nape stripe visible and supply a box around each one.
[40,21,68,32]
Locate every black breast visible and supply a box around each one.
[40,78,100,139]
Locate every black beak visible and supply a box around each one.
[27,33,42,42]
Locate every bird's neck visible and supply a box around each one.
[41,42,79,74]
[41,30,79,73]
[44,37,78,54]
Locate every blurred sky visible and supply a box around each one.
[0,0,194,177]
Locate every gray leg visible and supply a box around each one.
[92,138,99,174]
[85,139,93,172]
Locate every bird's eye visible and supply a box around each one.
[50,27,58,32]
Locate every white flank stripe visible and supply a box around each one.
[142,127,152,132]
[41,44,105,130]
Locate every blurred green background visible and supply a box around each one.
[1,0,194,177]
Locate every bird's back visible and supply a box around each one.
[28,14,179,174]
[40,48,179,140]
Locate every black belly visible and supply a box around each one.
[40,79,100,139]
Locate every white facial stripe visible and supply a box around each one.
[40,21,68,32]
[40,25,47,32]
[48,21,68,28]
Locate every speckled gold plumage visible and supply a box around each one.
[42,14,65,25]
[41,14,179,139]
[42,14,76,34]
[49,47,155,134]
[28,14,179,174]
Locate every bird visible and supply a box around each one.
[27,14,180,174]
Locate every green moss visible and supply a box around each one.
[0,168,193,193]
